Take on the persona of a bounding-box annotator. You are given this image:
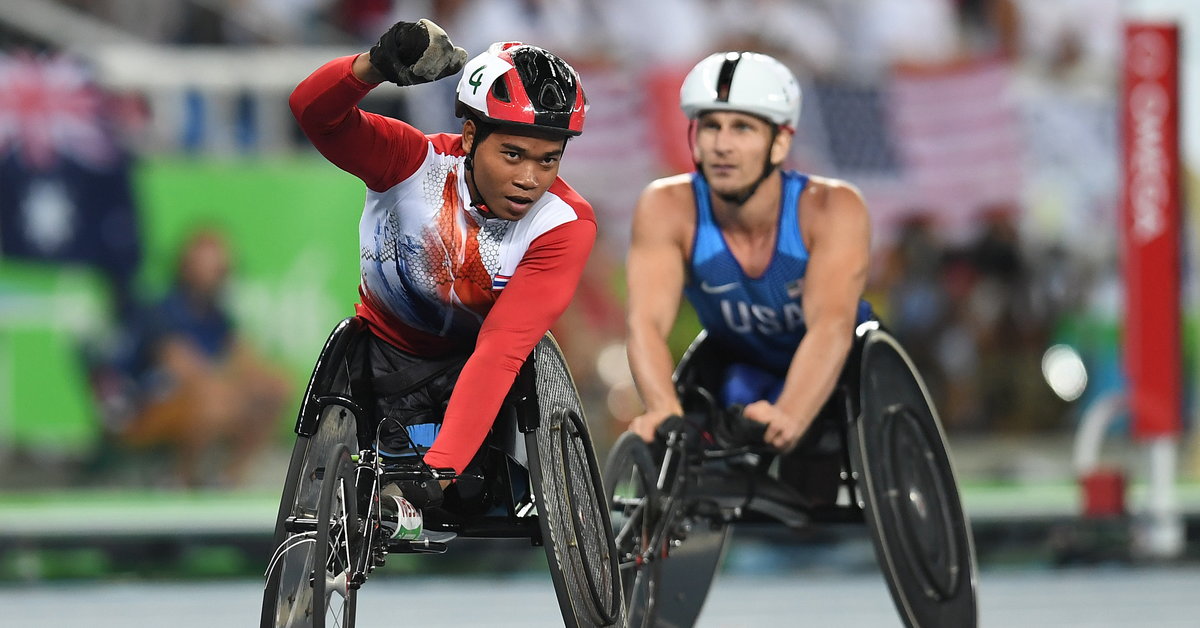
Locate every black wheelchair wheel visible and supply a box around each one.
[262,442,361,628]
[263,404,359,628]
[660,331,737,628]
[526,336,624,627]
[603,432,662,628]
[262,516,318,628]
[269,401,361,548]
[850,329,978,628]
[312,444,360,628]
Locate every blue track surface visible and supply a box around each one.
[2,567,1198,627]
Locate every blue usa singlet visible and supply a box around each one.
[683,171,869,374]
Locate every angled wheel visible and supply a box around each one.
[270,402,360,548]
[262,399,359,628]
[262,443,362,628]
[603,432,662,628]
[526,335,624,627]
[312,444,360,627]
[270,317,366,548]
[662,332,735,628]
[651,521,730,628]
[849,329,978,628]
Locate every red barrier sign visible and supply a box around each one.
[1121,22,1183,439]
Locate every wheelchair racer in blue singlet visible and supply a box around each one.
[625,51,873,456]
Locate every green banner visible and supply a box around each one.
[0,156,365,457]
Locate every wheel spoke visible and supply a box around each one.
[613,500,648,548]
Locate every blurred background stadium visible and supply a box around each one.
[1,0,1198,622]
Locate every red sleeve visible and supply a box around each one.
[289,55,428,192]
[422,218,598,473]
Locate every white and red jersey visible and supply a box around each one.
[290,56,596,473]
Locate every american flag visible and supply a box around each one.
[803,58,1023,240]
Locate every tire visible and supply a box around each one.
[526,336,624,627]
[603,432,662,628]
[850,329,978,628]
[312,444,360,628]
[269,402,360,548]
[261,444,361,628]
[263,402,360,628]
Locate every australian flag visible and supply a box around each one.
[0,51,141,305]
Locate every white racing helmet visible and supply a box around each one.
[679,51,801,130]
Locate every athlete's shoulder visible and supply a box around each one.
[631,173,695,248]
[637,173,695,212]
[425,132,466,157]
[797,174,866,215]
[643,173,693,196]
[798,173,870,247]
[547,177,596,224]
[802,174,864,202]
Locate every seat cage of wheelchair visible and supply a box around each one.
[292,316,550,545]
[665,325,880,529]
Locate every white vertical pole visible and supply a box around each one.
[1135,436,1185,558]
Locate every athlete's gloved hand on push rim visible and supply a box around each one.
[653,406,768,451]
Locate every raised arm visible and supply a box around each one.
[288,19,466,191]
[626,180,692,441]
[749,179,871,452]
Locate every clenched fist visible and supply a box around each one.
[368,18,467,86]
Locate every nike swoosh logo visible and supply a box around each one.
[699,280,739,294]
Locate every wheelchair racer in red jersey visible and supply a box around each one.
[290,19,595,505]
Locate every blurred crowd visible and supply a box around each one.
[1,0,1173,487]
[48,0,1113,77]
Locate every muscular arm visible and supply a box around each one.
[422,219,597,473]
[625,181,690,439]
[289,54,428,192]
[755,180,871,452]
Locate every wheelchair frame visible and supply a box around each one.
[605,323,978,628]
[261,317,623,628]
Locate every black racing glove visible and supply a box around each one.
[368,18,467,86]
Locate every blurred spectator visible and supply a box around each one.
[706,0,842,77]
[336,0,406,42]
[876,215,957,421]
[834,0,963,78]
[873,206,1072,434]
[1012,0,1120,86]
[97,228,290,488]
[600,0,710,67]
[8,0,1153,473]
[957,0,1020,59]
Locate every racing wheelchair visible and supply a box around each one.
[605,322,978,627]
[261,317,624,627]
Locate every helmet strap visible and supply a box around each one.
[463,117,494,214]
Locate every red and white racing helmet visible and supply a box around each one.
[455,42,587,136]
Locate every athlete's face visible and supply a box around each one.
[463,122,566,221]
[693,111,792,199]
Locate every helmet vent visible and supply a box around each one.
[539,82,566,111]
[491,78,511,103]
[715,52,742,102]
